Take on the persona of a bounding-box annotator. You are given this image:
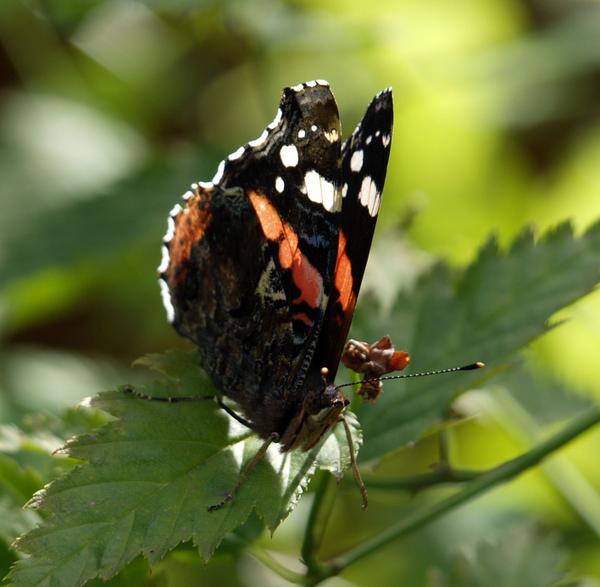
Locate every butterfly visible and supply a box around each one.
[158,80,407,509]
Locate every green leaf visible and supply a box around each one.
[0,431,50,574]
[0,454,44,510]
[0,159,202,287]
[131,349,213,395]
[497,361,595,424]
[0,496,39,550]
[6,353,361,586]
[428,525,568,587]
[355,221,600,462]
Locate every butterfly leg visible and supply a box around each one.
[215,399,254,429]
[339,414,368,510]
[207,432,280,512]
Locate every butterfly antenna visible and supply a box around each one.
[336,361,485,390]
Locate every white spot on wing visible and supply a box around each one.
[164,216,176,243]
[366,135,372,145]
[297,129,306,139]
[212,160,225,183]
[306,80,317,87]
[159,278,175,323]
[304,170,321,205]
[311,124,317,132]
[321,180,336,211]
[370,192,381,216]
[291,83,304,92]
[268,109,283,129]
[382,134,391,148]
[359,176,380,217]
[249,129,268,147]
[169,204,182,217]
[359,176,371,206]
[342,183,348,198]
[304,170,340,212]
[316,79,329,86]
[183,190,193,200]
[228,146,245,160]
[280,144,299,167]
[158,245,170,273]
[350,150,363,172]
[275,176,285,193]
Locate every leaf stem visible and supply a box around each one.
[301,472,334,575]
[246,544,306,584]
[313,405,600,582]
[348,371,363,413]
[360,467,482,491]
[438,427,451,468]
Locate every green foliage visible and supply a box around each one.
[2,223,600,586]
[0,425,63,579]
[0,162,199,286]
[5,352,359,586]
[498,362,595,425]
[428,525,569,587]
[2,1,600,584]
[355,222,600,461]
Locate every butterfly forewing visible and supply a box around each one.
[159,81,347,438]
[308,88,394,381]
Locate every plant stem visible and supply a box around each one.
[301,472,334,575]
[246,545,306,584]
[491,389,600,537]
[438,427,451,467]
[313,405,600,582]
[348,371,363,412]
[361,467,482,491]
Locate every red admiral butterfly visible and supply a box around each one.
[157,80,482,509]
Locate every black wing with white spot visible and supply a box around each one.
[213,80,343,216]
[157,80,352,437]
[308,88,394,381]
[339,87,393,302]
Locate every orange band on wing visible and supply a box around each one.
[333,230,355,313]
[249,191,283,241]
[167,189,213,286]
[249,192,323,314]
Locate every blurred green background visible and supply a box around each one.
[2,0,600,585]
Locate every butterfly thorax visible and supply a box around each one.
[279,382,348,451]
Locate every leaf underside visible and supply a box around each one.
[354,221,600,461]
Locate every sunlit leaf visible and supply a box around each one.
[428,525,568,587]
[6,352,361,586]
[355,221,600,461]
[497,361,595,424]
